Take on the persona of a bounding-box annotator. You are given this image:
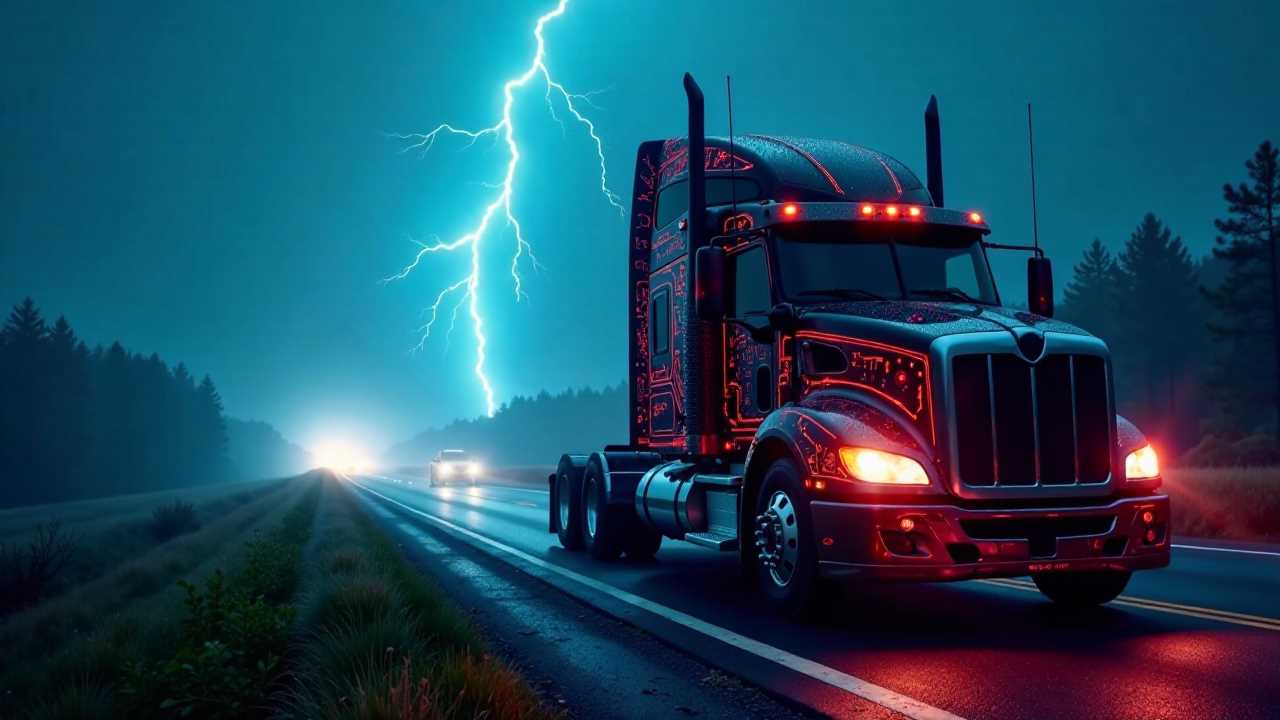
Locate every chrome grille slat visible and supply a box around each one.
[951,352,1110,489]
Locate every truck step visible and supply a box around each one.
[683,531,739,552]
[690,473,743,488]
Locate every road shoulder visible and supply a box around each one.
[354,489,837,720]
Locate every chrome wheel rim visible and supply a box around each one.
[755,490,799,587]
[585,477,598,538]
[557,474,572,531]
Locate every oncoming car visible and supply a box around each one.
[429,449,481,486]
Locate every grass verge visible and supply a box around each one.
[0,476,316,718]
[279,479,556,720]
[0,479,283,614]
[1165,466,1280,542]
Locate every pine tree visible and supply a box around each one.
[1112,214,1203,450]
[1,298,48,349]
[1059,238,1121,340]
[1204,141,1280,437]
[0,299,50,505]
[196,375,228,483]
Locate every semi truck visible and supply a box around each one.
[549,74,1170,614]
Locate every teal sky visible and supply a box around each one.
[2,1,1276,453]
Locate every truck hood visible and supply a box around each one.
[794,300,1092,354]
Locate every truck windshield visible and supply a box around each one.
[773,223,998,305]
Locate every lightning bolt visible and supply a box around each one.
[385,0,622,417]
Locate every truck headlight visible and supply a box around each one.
[439,462,454,477]
[467,462,481,476]
[839,447,930,485]
[1125,444,1159,480]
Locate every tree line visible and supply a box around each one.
[0,299,229,507]
[1059,140,1279,465]
[384,384,628,467]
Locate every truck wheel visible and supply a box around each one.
[753,458,819,616]
[1032,570,1131,607]
[580,459,625,561]
[553,463,584,550]
[624,521,663,560]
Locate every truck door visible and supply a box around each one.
[725,242,777,434]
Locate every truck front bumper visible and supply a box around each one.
[810,494,1170,581]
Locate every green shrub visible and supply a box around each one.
[149,501,199,542]
[121,570,295,719]
[238,533,302,603]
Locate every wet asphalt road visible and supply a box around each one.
[352,472,1280,720]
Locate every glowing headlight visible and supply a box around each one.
[439,462,454,477]
[838,447,930,485]
[467,462,481,476]
[1125,444,1160,480]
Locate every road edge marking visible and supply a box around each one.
[350,478,967,720]
[1171,543,1280,558]
[977,578,1280,631]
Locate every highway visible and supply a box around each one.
[350,470,1280,720]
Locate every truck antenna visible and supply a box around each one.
[1027,102,1040,251]
[726,75,737,213]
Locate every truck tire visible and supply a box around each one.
[624,521,663,560]
[753,458,819,616]
[552,460,584,550]
[580,458,626,561]
[1032,570,1131,607]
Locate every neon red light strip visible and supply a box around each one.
[752,135,845,196]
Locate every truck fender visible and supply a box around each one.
[589,449,664,505]
[739,391,931,569]
[1115,414,1148,457]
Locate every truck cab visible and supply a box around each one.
[550,74,1169,615]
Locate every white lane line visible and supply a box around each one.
[351,480,966,720]
[1171,543,1280,558]
[977,578,1280,631]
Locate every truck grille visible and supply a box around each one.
[951,353,1111,487]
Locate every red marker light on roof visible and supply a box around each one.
[860,204,875,216]
[885,205,899,217]
[908,206,922,218]
[968,211,983,223]
[782,203,799,217]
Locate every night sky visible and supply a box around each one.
[2,1,1276,453]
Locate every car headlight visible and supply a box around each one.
[439,462,454,476]
[838,447,930,485]
[1125,444,1159,480]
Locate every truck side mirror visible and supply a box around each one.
[768,302,798,334]
[1027,256,1054,317]
[695,246,725,321]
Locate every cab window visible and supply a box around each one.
[730,246,771,317]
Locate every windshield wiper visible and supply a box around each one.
[795,288,890,302]
[909,288,988,304]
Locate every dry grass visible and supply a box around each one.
[1164,466,1280,541]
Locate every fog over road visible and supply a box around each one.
[348,470,1280,720]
